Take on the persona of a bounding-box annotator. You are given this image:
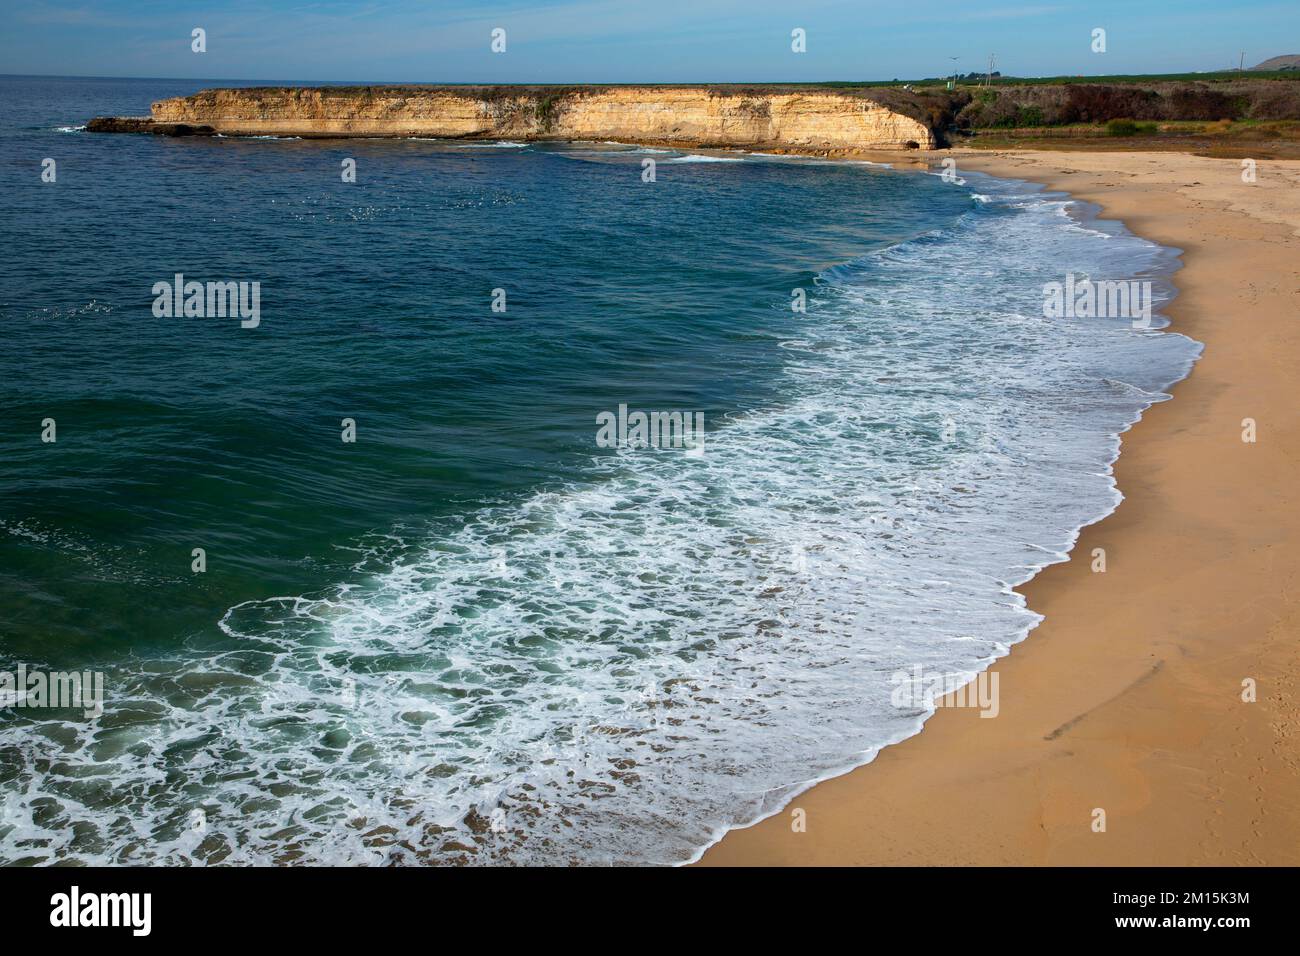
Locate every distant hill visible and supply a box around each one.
[1252,55,1300,70]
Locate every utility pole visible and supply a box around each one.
[985,53,996,88]
[1239,51,1245,71]
[948,55,959,90]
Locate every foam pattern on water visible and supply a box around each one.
[0,173,1200,866]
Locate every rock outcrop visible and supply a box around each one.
[87,116,215,135]
[92,85,939,150]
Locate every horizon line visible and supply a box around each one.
[2,68,1281,86]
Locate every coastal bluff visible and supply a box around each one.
[89,85,940,150]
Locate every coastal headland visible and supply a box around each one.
[87,85,940,150]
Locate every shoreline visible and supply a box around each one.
[680,165,1197,866]
[698,148,1300,866]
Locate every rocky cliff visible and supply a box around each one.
[118,85,938,150]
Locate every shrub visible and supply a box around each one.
[1061,85,1160,123]
[1106,118,1157,136]
[1245,85,1300,120]
[1167,86,1243,121]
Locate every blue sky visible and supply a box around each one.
[2,0,1297,82]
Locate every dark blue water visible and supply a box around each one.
[0,76,1199,865]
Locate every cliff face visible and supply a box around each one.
[147,86,938,150]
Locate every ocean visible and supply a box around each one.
[0,75,1201,865]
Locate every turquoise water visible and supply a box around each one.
[0,76,1199,865]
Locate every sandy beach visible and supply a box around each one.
[699,148,1300,866]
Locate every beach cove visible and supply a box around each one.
[2,74,1210,864]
